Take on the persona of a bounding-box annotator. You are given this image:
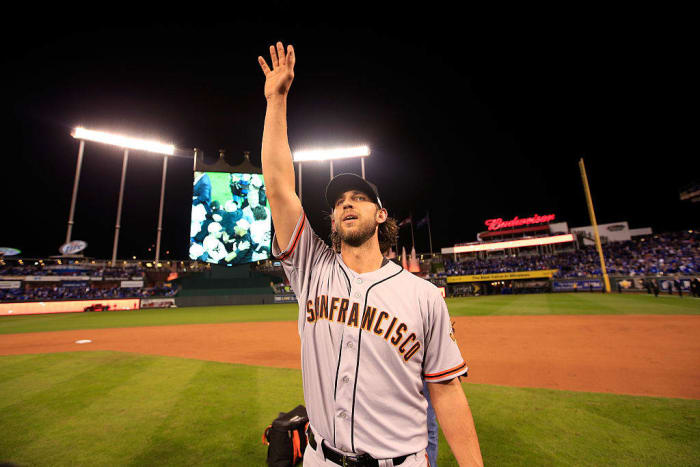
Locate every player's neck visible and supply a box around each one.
[340,239,384,275]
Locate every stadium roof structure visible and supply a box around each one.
[442,234,575,254]
[194,149,261,174]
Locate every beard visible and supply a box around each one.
[337,217,378,248]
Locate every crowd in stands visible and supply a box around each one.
[444,231,699,278]
[0,264,144,278]
[0,262,179,303]
[0,284,177,302]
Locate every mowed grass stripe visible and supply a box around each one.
[1,352,699,466]
[0,352,158,462]
[462,383,700,466]
[0,352,120,411]
[127,363,304,466]
[0,294,697,336]
[2,352,204,467]
[446,293,700,317]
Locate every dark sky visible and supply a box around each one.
[2,6,696,260]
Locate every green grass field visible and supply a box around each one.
[0,293,697,335]
[1,294,699,466]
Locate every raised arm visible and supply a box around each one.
[258,42,302,249]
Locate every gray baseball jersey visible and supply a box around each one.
[273,211,468,459]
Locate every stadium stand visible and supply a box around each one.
[444,231,699,278]
[0,259,178,303]
[2,231,696,305]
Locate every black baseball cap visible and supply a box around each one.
[325,173,383,210]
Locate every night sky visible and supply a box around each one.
[2,7,696,260]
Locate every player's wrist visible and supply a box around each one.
[265,93,288,105]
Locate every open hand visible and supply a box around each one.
[258,42,295,100]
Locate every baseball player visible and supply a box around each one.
[258,42,483,466]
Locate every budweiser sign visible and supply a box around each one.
[485,214,555,231]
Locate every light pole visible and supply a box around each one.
[292,145,371,204]
[155,154,168,265]
[112,149,129,266]
[65,139,85,244]
[71,127,175,266]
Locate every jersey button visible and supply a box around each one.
[356,278,363,284]
[339,412,347,419]
[342,376,350,383]
[354,292,362,299]
[347,342,354,348]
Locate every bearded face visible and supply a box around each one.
[336,211,378,247]
[332,190,385,248]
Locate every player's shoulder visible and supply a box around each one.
[395,268,442,298]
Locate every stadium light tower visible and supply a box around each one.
[292,145,370,203]
[70,127,175,266]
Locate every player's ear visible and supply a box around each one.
[376,208,387,224]
[331,217,336,232]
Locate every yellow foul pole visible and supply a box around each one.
[578,158,611,293]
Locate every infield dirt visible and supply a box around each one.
[1,314,699,399]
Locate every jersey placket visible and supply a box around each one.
[332,274,366,453]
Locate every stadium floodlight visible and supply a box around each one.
[293,145,370,162]
[292,145,371,202]
[68,126,176,266]
[72,127,175,155]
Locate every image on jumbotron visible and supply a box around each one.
[191,172,272,265]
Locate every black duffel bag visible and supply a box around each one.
[262,405,309,466]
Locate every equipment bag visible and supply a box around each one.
[262,404,309,467]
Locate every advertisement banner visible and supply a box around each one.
[447,269,559,283]
[658,279,691,292]
[0,281,21,289]
[120,280,144,288]
[25,276,62,282]
[63,281,88,287]
[552,280,603,291]
[0,247,21,256]
[274,294,297,303]
[141,298,176,308]
[23,276,94,282]
[59,240,87,255]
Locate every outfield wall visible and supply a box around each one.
[0,299,140,316]
[174,294,276,307]
[447,275,697,296]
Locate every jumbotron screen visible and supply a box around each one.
[190,172,271,265]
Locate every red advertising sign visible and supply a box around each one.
[485,214,555,231]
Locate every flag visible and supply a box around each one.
[399,216,412,227]
[409,246,420,273]
[416,213,429,229]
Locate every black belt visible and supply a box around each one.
[307,429,409,467]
